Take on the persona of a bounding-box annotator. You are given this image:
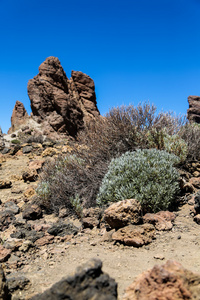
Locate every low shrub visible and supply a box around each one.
[78,103,187,162]
[180,123,200,161]
[36,153,108,216]
[97,149,180,213]
[11,139,21,144]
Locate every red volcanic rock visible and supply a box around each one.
[123,260,200,300]
[187,95,200,123]
[8,101,29,133]
[143,211,176,231]
[104,199,142,230]
[112,224,155,247]
[27,56,100,137]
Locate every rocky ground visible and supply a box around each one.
[0,138,200,299]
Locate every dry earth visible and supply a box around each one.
[1,154,200,299]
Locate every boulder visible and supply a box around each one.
[47,222,78,237]
[123,260,200,300]
[0,210,16,231]
[187,95,200,123]
[8,101,29,134]
[112,223,155,247]
[30,259,117,300]
[22,203,42,220]
[143,211,176,231]
[27,56,100,137]
[82,207,103,229]
[0,181,12,189]
[104,199,142,229]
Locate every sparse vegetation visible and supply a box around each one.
[36,102,200,215]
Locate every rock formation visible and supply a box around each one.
[187,95,200,123]
[27,56,100,137]
[8,101,29,134]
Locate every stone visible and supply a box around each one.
[143,211,176,231]
[41,147,58,157]
[27,56,100,138]
[22,145,33,154]
[0,245,12,262]
[7,276,30,293]
[123,260,200,300]
[4,201,19,215]
[0,210,16,231]
[112,224,155,247]
[82,207,103,229]
[104,199,142,230]
[23,187,36,199]
[29,159,45,171]
[8,101,29,134]
[0,180,12,189]
[189,177,200,189]
[3,238,23,251]
[194,214,200,224]
[187,95,200,123]
[0,265,11,299]
[22,203,42,220]
[22,168,38,182]
[47,222,78,237]
[34,235,54,246]
[30,259,117,300]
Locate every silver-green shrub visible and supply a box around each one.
[97,149,180,213]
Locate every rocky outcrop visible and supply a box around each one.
[31,259,117,300]
[187,95,200,123]
[8,101,29,134]
[123,260,200,300]
[27,56,100,137]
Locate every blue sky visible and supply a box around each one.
[0,0,200,133]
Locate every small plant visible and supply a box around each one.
[11,139,21,144]
[97,149,180,213]
[70,194,83,218]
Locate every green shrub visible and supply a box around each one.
[11,139,21,144]
[97,149,180,213]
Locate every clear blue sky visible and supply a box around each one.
[0,0,200,133]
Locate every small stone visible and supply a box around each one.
[154,254,165,260]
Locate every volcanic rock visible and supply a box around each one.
[30,258,117,300]
[123,260,200,300]
[112,223,155,247]
[8,101,29,134]
[143,211,176,231]
[27,56,100,137]
[104,199,142,229]
[187,95,200,123]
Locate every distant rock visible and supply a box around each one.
[31,258,117,300]
[187,95,200,123]
[123,260,200,300]
[27,56,100,137]
[8,101,29,134]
